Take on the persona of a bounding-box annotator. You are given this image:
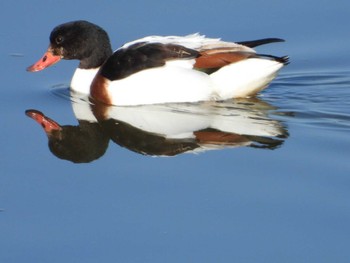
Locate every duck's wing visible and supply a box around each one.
[100,42,199,81]
[194,38,287,72]
[102,35,285,81]
[112,34,258,76]
[120,33,256,54]
[133,34,260,72]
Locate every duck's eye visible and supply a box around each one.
[55,36,64,44]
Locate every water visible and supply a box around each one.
[1,1,350,262]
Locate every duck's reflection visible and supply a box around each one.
[25,109,109,163]
[26,94,289,163]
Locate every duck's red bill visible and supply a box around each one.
[25,110,62,133]
[26,51,61,72]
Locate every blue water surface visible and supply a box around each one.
[1,1,350,263]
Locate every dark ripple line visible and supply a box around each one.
[266,70,350,131]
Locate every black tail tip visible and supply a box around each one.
[258,54,290,65]
[277,56,290,65]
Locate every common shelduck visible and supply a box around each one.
[27,20,288,105]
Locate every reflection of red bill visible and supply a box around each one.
[25,110,62,133]
[26,49,61,72]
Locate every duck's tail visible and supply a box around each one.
[258,54,290,65]
[237,37,290,65]
[237,38,285,48]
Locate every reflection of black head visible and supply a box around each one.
[26,110,110,163]
[48,121,109,163]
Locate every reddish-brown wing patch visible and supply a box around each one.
[194,50,255,70]
[194,130,249,145]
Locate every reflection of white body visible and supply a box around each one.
[71,92,285,145]
[70,91,97,123]
[104,102,284,139]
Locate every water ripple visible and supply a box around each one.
[264,70,350,130]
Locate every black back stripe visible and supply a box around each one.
[100,42,199,81]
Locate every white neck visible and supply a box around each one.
[70,68,100,94]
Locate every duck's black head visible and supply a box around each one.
[50,20,113,68]
[27,20,113,72]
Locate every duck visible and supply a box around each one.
[27,20,288,106]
